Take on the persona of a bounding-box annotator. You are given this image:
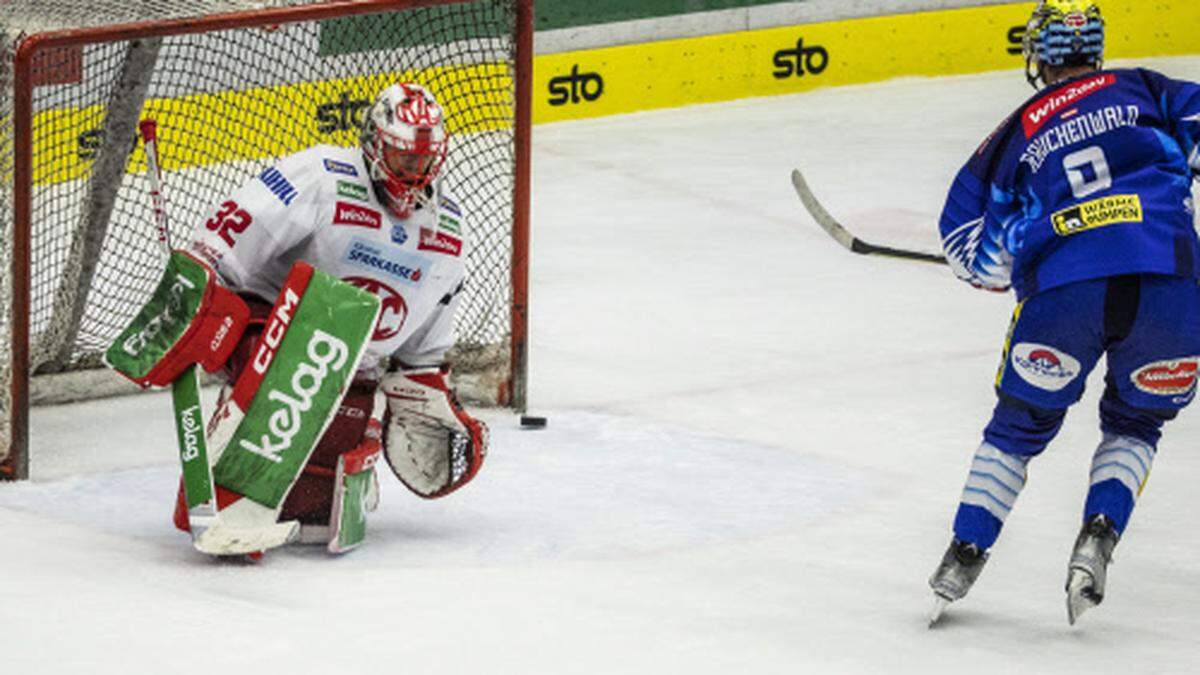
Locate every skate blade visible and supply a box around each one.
[1066,570,1099,626]
[928,595,951,628]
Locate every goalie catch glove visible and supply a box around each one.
[381,366,488,498]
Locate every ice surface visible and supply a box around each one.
[4,57,1200,673]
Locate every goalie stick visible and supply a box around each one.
[790,168,947,265]
[138,119,221,541]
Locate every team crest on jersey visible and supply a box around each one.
[1131,358,1200,397]
[1011,343,1081,391]
[391,223,409,245]
[343,276,408,341]
[323,158,359,176]
[343,238,427,287]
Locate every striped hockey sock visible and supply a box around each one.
[953,442,1030,550]
[1083,433,1155,535]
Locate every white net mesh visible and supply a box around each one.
[0,0,522,476]
[1,1,315,32]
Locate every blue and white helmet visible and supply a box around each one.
[1022,0,1105,88]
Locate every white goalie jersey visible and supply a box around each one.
[187,144,469,370]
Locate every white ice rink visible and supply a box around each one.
[4,57,1200,673]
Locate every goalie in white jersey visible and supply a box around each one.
[173,82,489,546]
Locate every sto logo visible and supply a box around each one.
[1011,342,1081,392]
[344,276,408,341]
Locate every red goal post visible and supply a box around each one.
[0,0,533,480]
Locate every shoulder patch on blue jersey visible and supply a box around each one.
[259,167,298,205]
[1051,194,1143,236]
[323,158,359,176]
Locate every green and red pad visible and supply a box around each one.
[329,419,383,553]
[195,260,379,555]
[107,254,379,555]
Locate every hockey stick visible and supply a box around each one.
[138,119,220,539]
[790,168,948,265]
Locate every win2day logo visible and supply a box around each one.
[773,38,829,79]
[548,65,604,106]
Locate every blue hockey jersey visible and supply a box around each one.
[939,68,1200,300]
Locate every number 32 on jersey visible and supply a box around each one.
[206,200,253,247]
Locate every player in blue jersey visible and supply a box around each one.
[928,0,1200,626]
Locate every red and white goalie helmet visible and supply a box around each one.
[360,82,449,218]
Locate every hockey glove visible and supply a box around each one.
[381,366,487,498]
[105,250,249,388]
[941,219,1012,293]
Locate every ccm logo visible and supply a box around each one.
[252,288,301,375]
[548,65,604,106]
[773,38,829,79]
[333,201,382,229]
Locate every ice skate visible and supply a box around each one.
[1066,514,1119,626]
[928,539,988,626]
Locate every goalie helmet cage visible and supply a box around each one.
[0,0,533,480]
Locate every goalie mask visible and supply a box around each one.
[1022,0,1105,89]
[360,83,449,218]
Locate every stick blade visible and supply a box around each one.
[789,168,948,266]
[790,168,858,252]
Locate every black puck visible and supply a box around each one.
[519,415,548,429]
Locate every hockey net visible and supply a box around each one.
[0,0,532,479]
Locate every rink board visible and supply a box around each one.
[532,0,1200,123]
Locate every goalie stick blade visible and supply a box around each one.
[789,169,948,265]
[193,517,299,556]
[191,486,299,556]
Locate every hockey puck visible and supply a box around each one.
[519,415,548,429]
